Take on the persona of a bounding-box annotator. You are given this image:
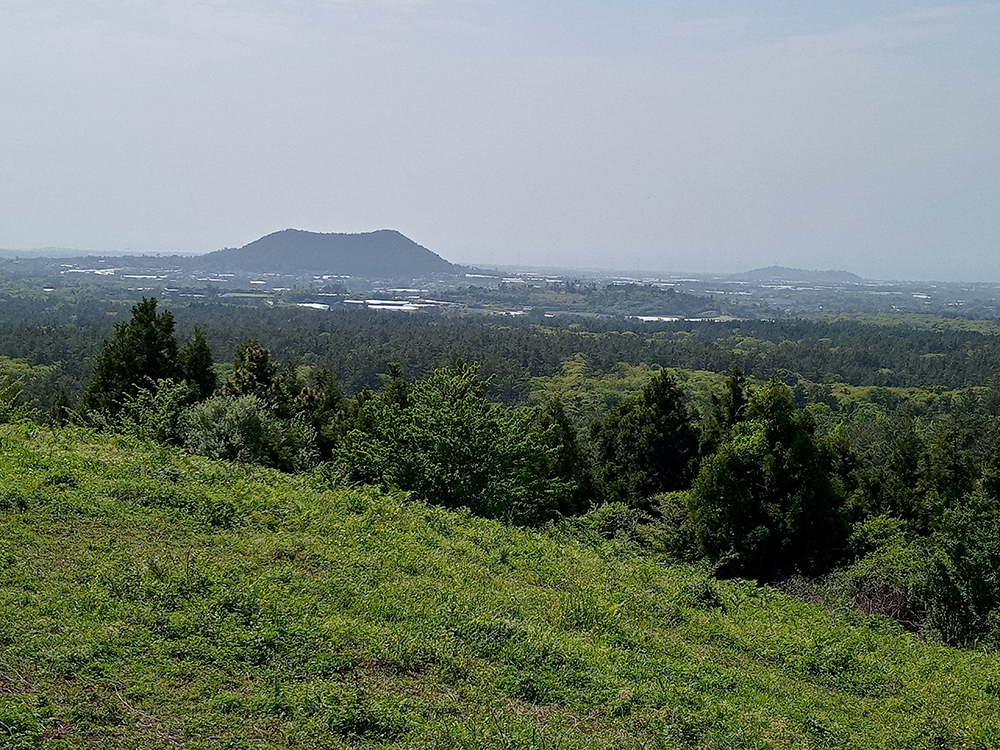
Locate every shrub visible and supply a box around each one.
[117,378,197,445]
[838,516,923,629]
[337,363,570,524]
[180,395,319,472]
[912,493,1000,646]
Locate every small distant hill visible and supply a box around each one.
[731,266,865,284]
[191,229,460,278]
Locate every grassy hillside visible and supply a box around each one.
[1,424,999,749]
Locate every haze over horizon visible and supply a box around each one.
[2,2,997,283]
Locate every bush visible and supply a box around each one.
[117,378,196,445]
[912,493,1000,646]
[337,363,570,524]
[836,516,923,629]
[180,395,319,473]
[575,502,643,542]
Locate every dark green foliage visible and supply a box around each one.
[218,340,346,460]
[179,325,216,400]
[535,397,597,515]
[291,364,346,458]
[338,363,571,524]
[688,378,848,579]
[17,291,1000,420]
[48,385,73,426]
[913,493,1000,647]
[913,428,980,533]
[837,424,926,529]
[180,395,319,472]
[220,339,279,404]
[699,365,747,456]
[589,370,699,510]
[80,297,180,417]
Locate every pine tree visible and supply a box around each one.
[220,339,278,403]
[589,370,699,510]
[688,378,848,578]
[80,297,180,417]
[179,325,216,400]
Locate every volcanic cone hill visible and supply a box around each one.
[190,229,460,278]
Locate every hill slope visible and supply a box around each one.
[191,229,460,277]
[1,424,999,748]
[731,266,865,284]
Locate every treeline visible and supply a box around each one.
[7,293,1000,417]
[21,298,1000,651]
[453,281,743,317]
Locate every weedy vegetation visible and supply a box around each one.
[2,423,1000,748]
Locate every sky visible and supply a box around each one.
[1,1,998,281]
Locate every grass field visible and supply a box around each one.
[1,423,999,748]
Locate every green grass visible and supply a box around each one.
[2,424,1000,748]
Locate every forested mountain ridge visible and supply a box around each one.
[189,229,461,277]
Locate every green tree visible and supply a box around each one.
[219,339,279,404]
[536,397,597,516]
[688,378,848,579]
[699,365,748,456]
[912,427,979,533]
[339,363,570,524]
[80,297,180,417]
[589,370,699,510]
[913,492,1000,647]
[293,364,346,459]
[179,325,216,400]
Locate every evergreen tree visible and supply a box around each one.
[912,427,979,532]
[80,297,180,417]
[179,325,216,400]
[699,365,747,455]
[589,370,699,510]
[220,339,278,403]
[537,397,597,516]
[293,365,346,459]
[688,378,848,579]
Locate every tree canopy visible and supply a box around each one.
[80,297,181,417]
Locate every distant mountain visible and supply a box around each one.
[730,266,865,284]
[190,229,460,278]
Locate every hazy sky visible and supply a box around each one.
[1,2,998,281]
